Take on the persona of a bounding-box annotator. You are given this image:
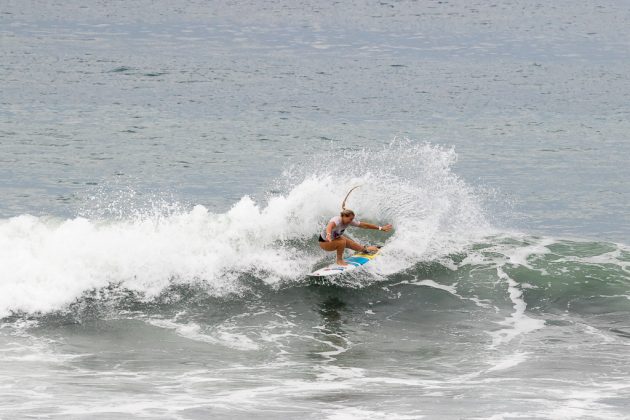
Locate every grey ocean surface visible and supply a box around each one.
[1,1,630,419]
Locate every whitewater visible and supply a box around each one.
[0,142,488,315]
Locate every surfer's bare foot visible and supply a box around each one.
[366,245,379,252]
[336,260,349,266]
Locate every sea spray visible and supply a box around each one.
[0,140,490,316]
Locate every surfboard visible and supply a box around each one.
[309,249,380,277]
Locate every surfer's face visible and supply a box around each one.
[341,215,354,223]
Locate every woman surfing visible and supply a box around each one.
[319,187,393,266]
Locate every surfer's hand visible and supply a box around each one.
[381,224,393,232]
[326,233,332,242]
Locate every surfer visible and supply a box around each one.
[319,209,393,266]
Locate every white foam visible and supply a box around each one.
[325,407,423,420]
[504,237,553,271]
[552,244,630,274]
[483,414,538,420]
[316,365,366,381]
[0,196,323,316]
[487,351,529,372]
[542,385,630,420]
[0,140,493,316]
[458,233,555,269]
[0,320,87,364]
[489,267,546,347]
[310,328,353,360]
[392,278,492,308]
[581,323,616,344]
[407,279,458,294]
[145,318,259,351]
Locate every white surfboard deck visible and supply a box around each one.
[309,249,379,277]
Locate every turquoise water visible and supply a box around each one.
[1,1,629,418]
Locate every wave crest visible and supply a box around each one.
[0,140,490,316]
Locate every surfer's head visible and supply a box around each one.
[340,209,355,223]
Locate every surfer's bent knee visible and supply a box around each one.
[319,237,344,251]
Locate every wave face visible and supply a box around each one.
[0,140,492,317]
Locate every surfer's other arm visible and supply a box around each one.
[358,222,393,232]
[324,221,336,242]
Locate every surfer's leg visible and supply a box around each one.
[319,238,349,265]
[334,239,347,265]
[343,236,364,252]
[342,236,378,253]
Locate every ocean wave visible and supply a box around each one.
[0,140,487,316]
[1,141,628,319]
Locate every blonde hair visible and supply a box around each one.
[340,209,355,217]
[341,186,361,211]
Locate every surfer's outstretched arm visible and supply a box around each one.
[358,222,393,232]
